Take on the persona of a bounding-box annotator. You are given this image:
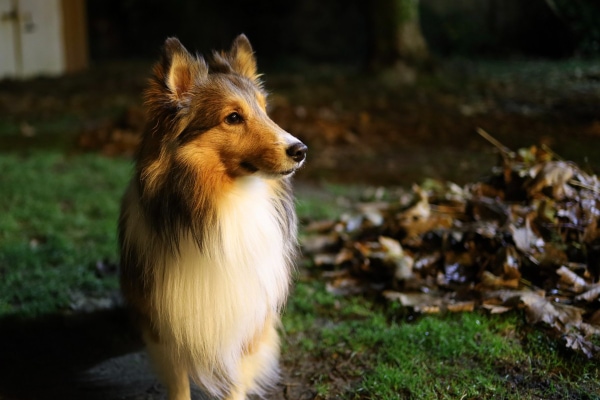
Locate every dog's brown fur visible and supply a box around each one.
[119,35,306,400]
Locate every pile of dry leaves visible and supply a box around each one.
[303,129,600,358]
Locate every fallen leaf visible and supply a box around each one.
[480,271,520,289]
[447,301,475,312]
[519,292,583,329]
[575,284,600,302]
[556,265,588,293]
[481,303,513,314]
[564,333,599,359]
[526,161,576,200]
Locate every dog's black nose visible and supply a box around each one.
[286,142,307,163]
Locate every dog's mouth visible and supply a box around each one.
[240,161,299,177]
[279,168,296,176]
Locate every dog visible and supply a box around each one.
[118,34,306,400]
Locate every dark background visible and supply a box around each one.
[87,0,598,66]
[78,0,600,186]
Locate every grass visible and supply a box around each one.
[0,152,132,316]
[283,281,600,399]
[0,117,83,153]
[1,150,599,398]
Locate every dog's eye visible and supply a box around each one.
[225,112,243,125]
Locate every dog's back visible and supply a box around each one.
[119,35,306,400]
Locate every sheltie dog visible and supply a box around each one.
[118,35,306,400]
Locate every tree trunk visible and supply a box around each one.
[367,0,429,70]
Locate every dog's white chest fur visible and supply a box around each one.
[150,177,291,386]
[213,176,290,306]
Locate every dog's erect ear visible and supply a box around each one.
[228,34,259,81]
[160,37,207,102]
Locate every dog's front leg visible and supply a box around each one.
[144,329,191,400]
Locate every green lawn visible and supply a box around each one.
[0,152,131,316]
[284,280,600,399]
[0,151,598,398]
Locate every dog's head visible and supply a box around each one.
[140,35,306,184]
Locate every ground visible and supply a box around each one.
[1,57,599,399]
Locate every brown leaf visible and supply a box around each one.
[480,271,520,289]
[302,233,340,254]
[447,301,475,312]
[556,266,588,293]
[467,197,510,224]
[583,218,599,243]
[502,245,521,279]
[481,303,513,314]
[526,161,576,200]
[377,236,415,281]
[377,236,401,255]
[358,203,386,227]
[575,284,600,302]
[519,292,584,329]
[397,186,432,238]
[510,219,544,254]
[383,291,442,313]
[325,271,366,296]
[334,248,356,266]
[564,333,599,359]
[304,220,337,233]
[393,255,414,281]
[313,253,338,267]
[588,309,600,326]
[581,322,600,337]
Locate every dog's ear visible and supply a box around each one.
[159,37,207,103]
[228,34,259,82]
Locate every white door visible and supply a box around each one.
[0,0,18,78]
[0,0,65,79]
[19,0,64,77]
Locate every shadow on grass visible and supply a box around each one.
[0,307,212,399]
[0,307,154,400]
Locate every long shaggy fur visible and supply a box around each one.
[119,35,305,400]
